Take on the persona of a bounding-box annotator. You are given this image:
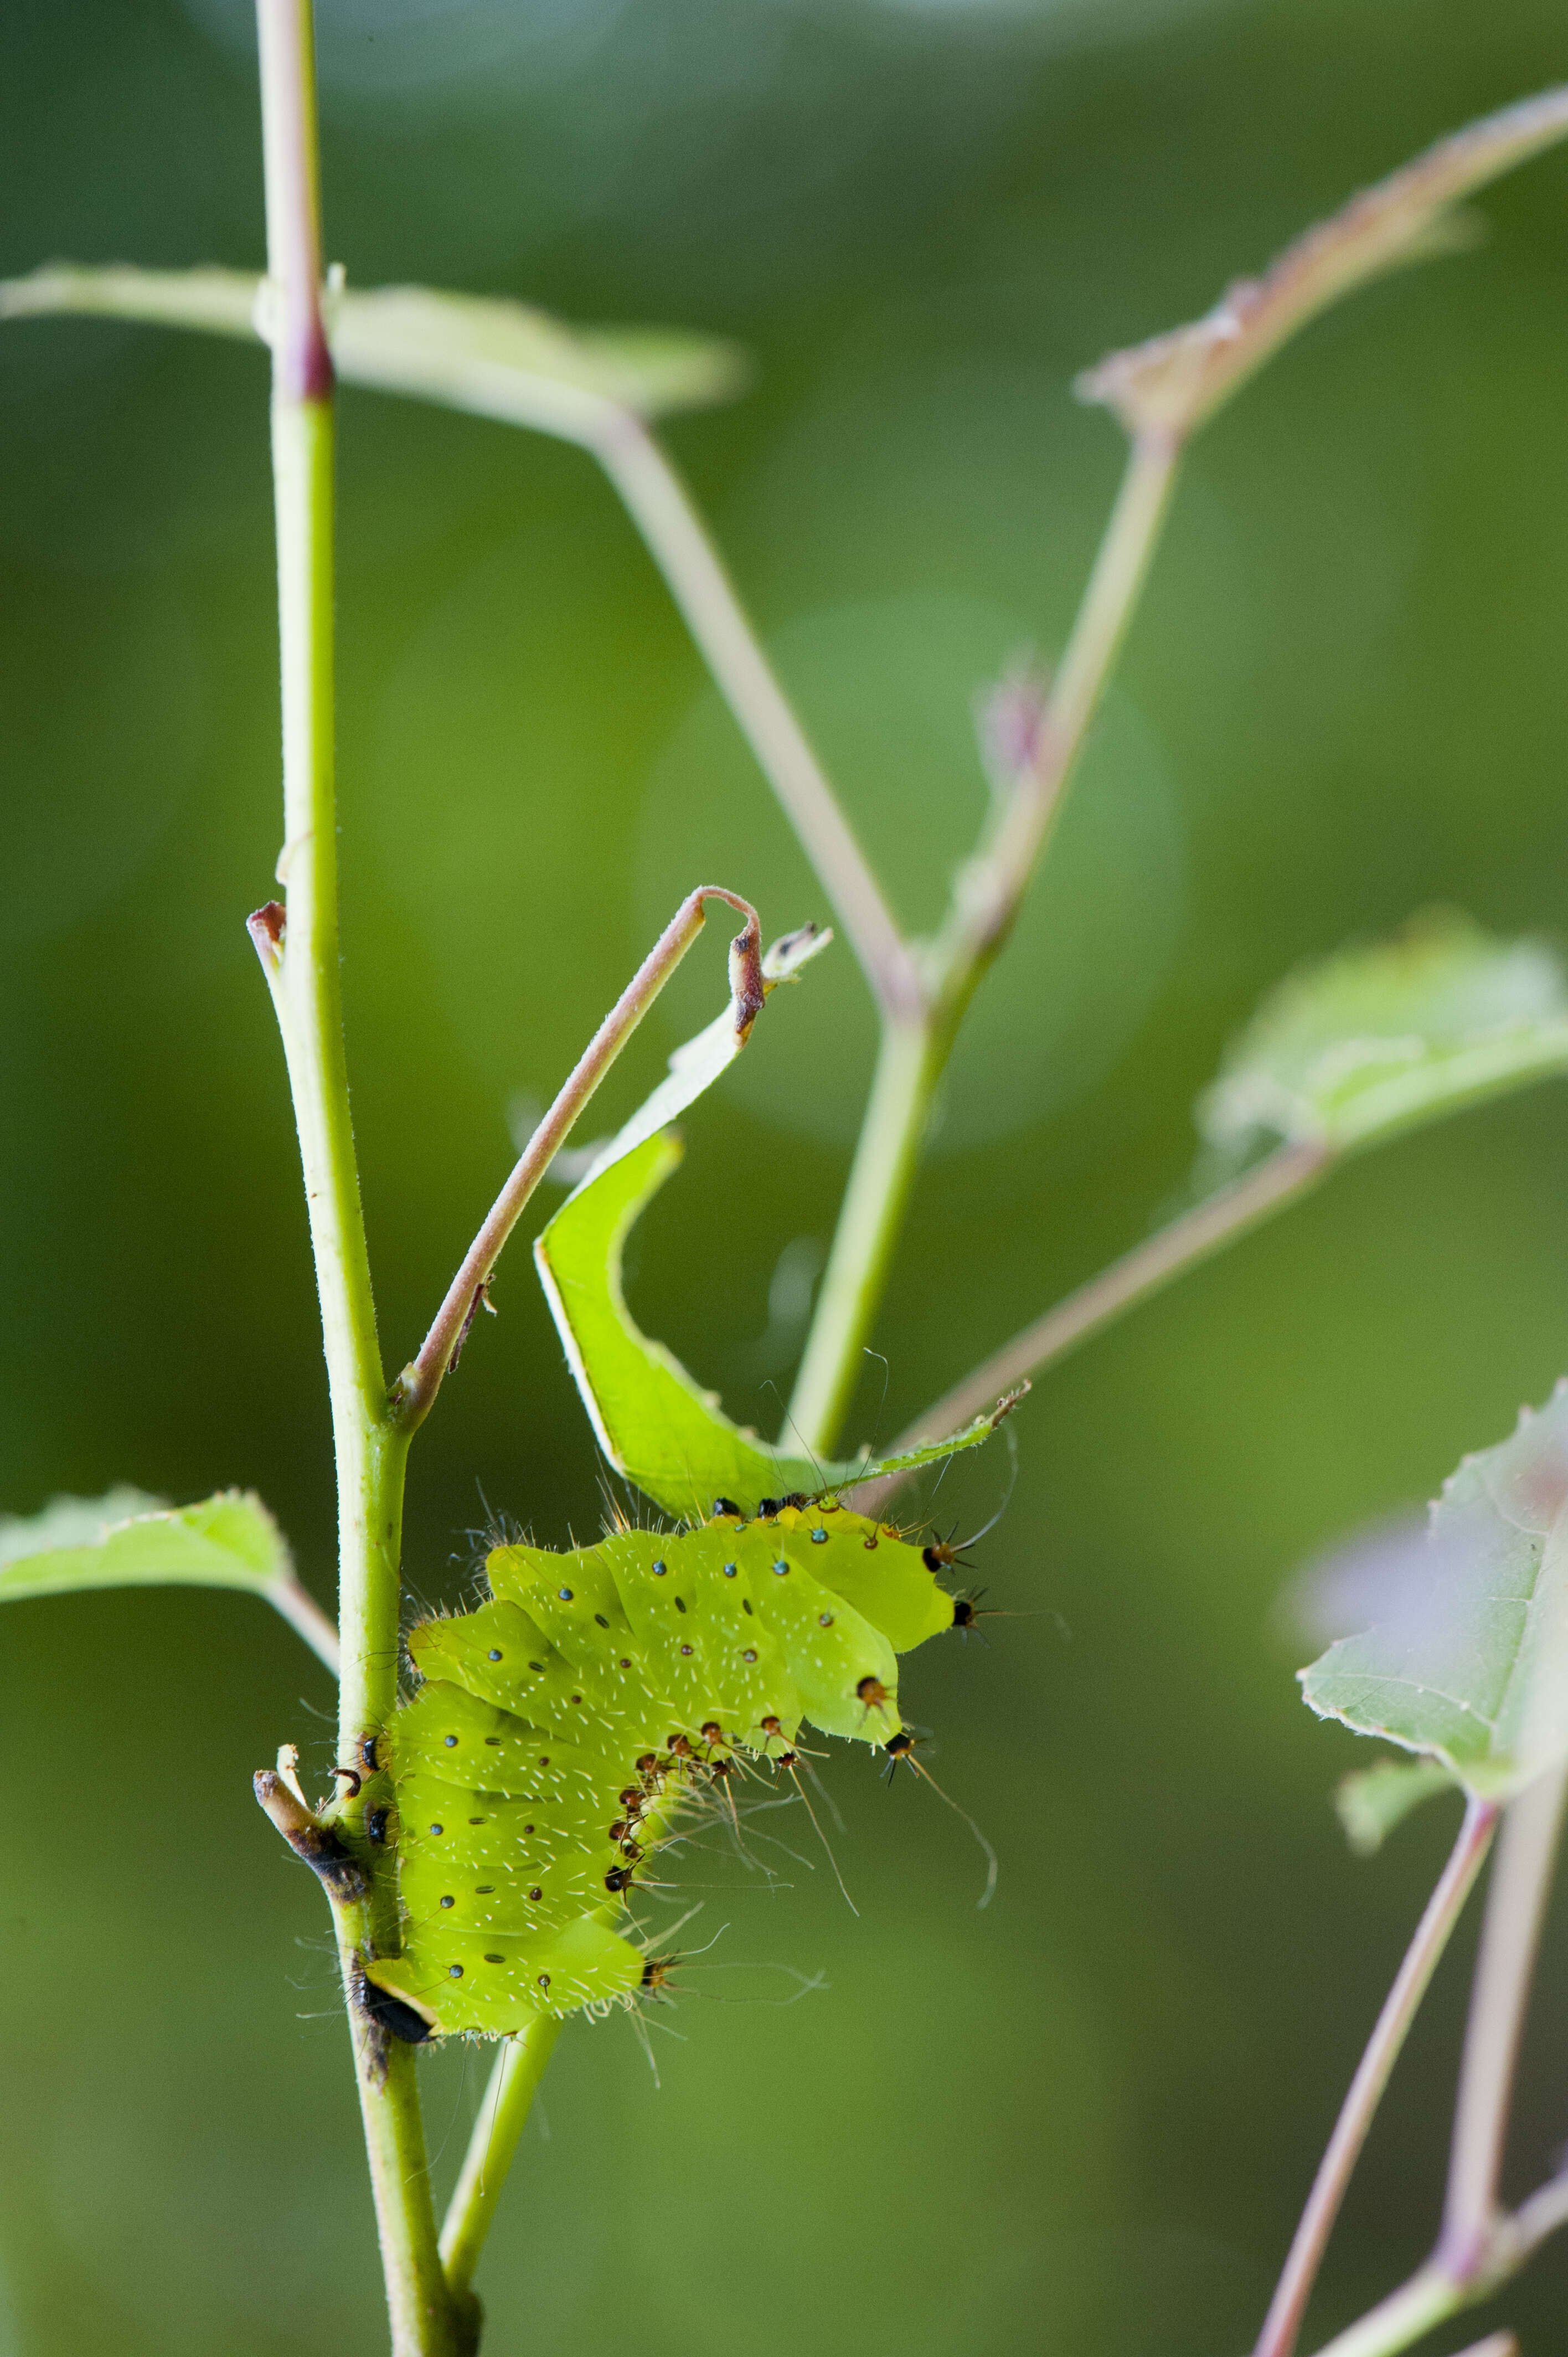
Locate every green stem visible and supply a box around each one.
[260,395,401,1753]
[790,432,1183,1461]
[440,2016,565,2301]
[929,430,1179,999]
[251,6,454,2353]
[595,416,922,1022]
[786,1018,939,1457]
[1305,2265,1463,2357]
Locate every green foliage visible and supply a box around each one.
[0,1486,290,1603]
[534,925,1013,1515]
[537,1130,1014,1516]
[1198,912,1568,1180]
[1334,1757,1459,1855]
[1302,1381,1568,1798]
[0,265,748,440]
[369,1501,955,2037]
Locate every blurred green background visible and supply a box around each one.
[3,2,1568,2351]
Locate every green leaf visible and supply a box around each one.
[0,1488,338,1672]
[1198,910,1568,1179]
[0,265,748,440]
[1077,84,1568,441]
[1334,1757,1459,1855]
[535,931,1018,1517]
[0,1485,164,1572]
[1301,1381,1568,1799]
[0,1487,286,1599]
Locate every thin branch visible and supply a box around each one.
[391,886,765,1433]
[440,2016,564,2300]
[1510,2166,1568,2257]
[264,1573,342,1675]
[930,429,1181,1000]
[1442,1763,1568,2274]
[785,431,1185,1456]
[255,0,330,404]
[1297,1767,1568,2357]
[1252,1795,1499,2357]
[787,1019,938,1457]
[1304,2268,1463,2357]
[1077,84,1568,445]
[1301,2179,1568,2357]
[850,1140,1329,1511]
[593,414,923,1024]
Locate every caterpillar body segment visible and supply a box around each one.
[369,1503,954,2037]
[366,1917,644,2037]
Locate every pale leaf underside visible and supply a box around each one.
[1302,1381,1568,1799]
[0,265,747,446]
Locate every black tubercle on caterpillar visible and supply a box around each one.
[357,1963,436,2046]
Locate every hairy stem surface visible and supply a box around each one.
[253,5,452,2350]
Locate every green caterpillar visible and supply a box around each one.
[366,1499,957,2040]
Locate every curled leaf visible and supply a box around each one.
[1301,1382,1568,1799]
[0,264,747,441]
[1077,84,1568,442]
[535,928,1018,1516]
[1198,911,1568,1180]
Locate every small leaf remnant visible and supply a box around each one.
[1335,1757,1459,1856]
[246,899,287,971]
[975,663,1050,800]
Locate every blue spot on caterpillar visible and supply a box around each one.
[364,1503,967,2038]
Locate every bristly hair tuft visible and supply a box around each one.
[595,1460,678,1540]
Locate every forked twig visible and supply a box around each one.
[1251,1795,1498,2357]
[392,886,764,1432]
